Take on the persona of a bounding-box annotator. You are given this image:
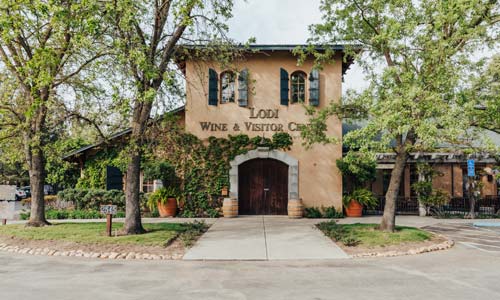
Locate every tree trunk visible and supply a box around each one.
[124,147,146,234]
[379,150,409,232]
[24,88,50,227]
[467,177,476,219]
[123,99,153,235]
[26,146,49,227]
[417,172,427,217]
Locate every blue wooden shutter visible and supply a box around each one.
[280,68,289,106]
[208,68,218,106]
[238,68,249,107]
[309,69,320,106]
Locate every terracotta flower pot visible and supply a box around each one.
[157,197,177,217]
[345,199,363,217]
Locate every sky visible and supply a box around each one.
[226,0,367,92]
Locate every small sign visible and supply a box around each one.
[467,159,475,177]
[100,205,117,215]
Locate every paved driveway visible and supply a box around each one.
[183,216,348,260]
[2,243,500,300]
[3,217,500,299]
[423,223,500,254]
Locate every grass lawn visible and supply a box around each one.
[317,222,433,247]
[0,222,199,247]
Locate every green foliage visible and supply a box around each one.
[76,148,125,189]
[155,124,294,217]
[317,222,432,247]
[304,207,323,218]
[20,209,126,220]
[411,162,450,209]
[177,221,209,248]
[317,221,346,241]
[336,152,377,189]
[343,188,378,208]
[300,0,499,230]
[412,181,433,202]
[57,188,125,210]
[146,187,180,211]
[323,206,344,219]
[0,223,187,247]
[143,161,178,187]
[0,0,113,222]
[271,132,293,150]
[45,138,89,189]
[464,55,500,135]
[304,206,344,218]
[341,236,361,247]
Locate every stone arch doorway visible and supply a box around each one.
[229,148,299,215]
[239,158,288,215]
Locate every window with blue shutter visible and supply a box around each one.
[291,71,307,103]
[208,68,218,106]
[280,68,289,106]
[220,71,236,103]
[309,69,320,106]
[238,68,249,107]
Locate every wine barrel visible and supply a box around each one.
[223,198,238,218]
[288,199,304,219]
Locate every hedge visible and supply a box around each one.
[57,188,125,210]
[20,209,126,220]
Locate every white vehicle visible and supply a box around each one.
[15,188,27,201]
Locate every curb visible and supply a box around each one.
[0,243,181,260]
[350,236,455,258]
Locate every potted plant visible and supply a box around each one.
[147,186,179,217]
[337,152,377,217]
[343,188,378,217]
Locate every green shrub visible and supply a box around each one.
[304,206,343,218]
[19,209,125,220]
[317,220,346,241]
[323,206,344,218]
[57,188,125,210]
[304,207,323,218]
[146,187,180,211]
[143,161,178,187]
[341,236,361,247]
[343,188,378,208]
[177,221,209,247]
[205,208,220,218]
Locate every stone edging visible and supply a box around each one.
[350,236,455,258]
[0,243,178,260]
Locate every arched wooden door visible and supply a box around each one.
[238,158,288,215]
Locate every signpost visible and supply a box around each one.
[100,205,117,237]
[467,159,475,177]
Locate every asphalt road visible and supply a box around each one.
[1,242,499,300]
[424,223,500,253]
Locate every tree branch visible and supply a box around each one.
[53,52,109,86]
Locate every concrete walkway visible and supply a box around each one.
[183,216,348,260]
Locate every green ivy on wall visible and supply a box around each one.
[155,130,293,217]
[76,148,126,189]
[74,113,294,218]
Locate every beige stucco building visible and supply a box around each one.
[64,45,499,217]
[180,45,348,214]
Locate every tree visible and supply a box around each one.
[302,0,499,231]
[107,0,234,234]
[466,55,500,134]
[0,1,109,226]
